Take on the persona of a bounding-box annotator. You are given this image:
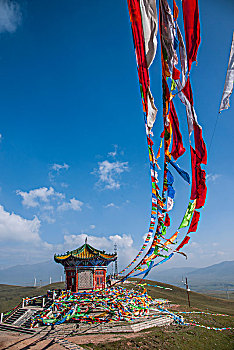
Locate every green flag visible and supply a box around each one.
[179,201,196,228]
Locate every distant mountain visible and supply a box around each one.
[0,259,234,290]
[0,260,64,286]
[150,260,234,291]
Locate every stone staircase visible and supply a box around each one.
[4,308,27,325]
[1,307,41,334]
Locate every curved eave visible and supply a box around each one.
[54,254,117,265]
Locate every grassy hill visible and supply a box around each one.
[1,279,234,316]
[0,280,233,350]
[0,282,64,313]
[127,279,234,316]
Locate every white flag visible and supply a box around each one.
[147,88,158,129]
[219,32,234,113]
[140,0,158,68]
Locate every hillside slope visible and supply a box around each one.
[0,260,64,286]
[1,279,234,316]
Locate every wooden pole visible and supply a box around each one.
[185,277,191,308]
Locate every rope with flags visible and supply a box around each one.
[119,0,207,280]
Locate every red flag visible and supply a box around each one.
[172,66,181,80]
[169,101,186,160]
[196,167,207,209]
[147,136,154,146]
[182,0,201,71]
[187,210,200,233]
[190,146,207,207]
[190,146,198,200]
[193,121,207,165]
[127,0,150,112]
[164,213,171,227]
[176,236,190,251]
[173,0,179,21]
[182,77,194,105]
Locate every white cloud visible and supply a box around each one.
[108,145,118,158]
[51,163,69,172]
[49,163,69,182]
[207,173,221,183]
[58,198,83,212]
[0,0,21,33]
[89,224,95,229]
[93,160,129,190]
[60,233,137,270]
[16,187,64,208]
[40,214,55,224]
[61,182,69,188]
[0,205,41,242]
[104,202,119,209]
[109,234,133,248]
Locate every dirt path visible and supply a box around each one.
[0,330,153,349]
[67,331,152,345]
[0,332,64,350]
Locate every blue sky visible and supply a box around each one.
[0,0,233,273]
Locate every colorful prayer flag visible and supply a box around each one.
[179,201,196,228]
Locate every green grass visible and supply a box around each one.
[85,322,234,350]
[0,282,64,313]
[1,280,234,349]
[125,279,234,316]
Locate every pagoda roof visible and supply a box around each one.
[54,242,117,264]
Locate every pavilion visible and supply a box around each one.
[54,239,117,292]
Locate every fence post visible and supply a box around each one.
[22,298,25,308]
[0,313,3,323]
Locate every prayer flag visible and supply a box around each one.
[167,197,174,211]
[164,213,171,227]
[190,146,207,207]
[179,201,196,228]
[173,0,179,21]
[176,235,191,251]
[193,121,207,165]
[140,0,158,68]
[147,89,158,129]
[182,77,194,106]
[169,100,186,160]
[187,210,200,233]
[127,0,150,111]
[168,157,190,184]
[177,24,187,87]
[219,32,234,113]
[159,0,178,73]
[182,0,201,71]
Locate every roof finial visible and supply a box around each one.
[85,236,87,244]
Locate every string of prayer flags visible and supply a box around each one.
[120,0,206,281]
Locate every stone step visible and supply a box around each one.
[4,308,27,325]
[0,323,36,334]
[55,338,85,349]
